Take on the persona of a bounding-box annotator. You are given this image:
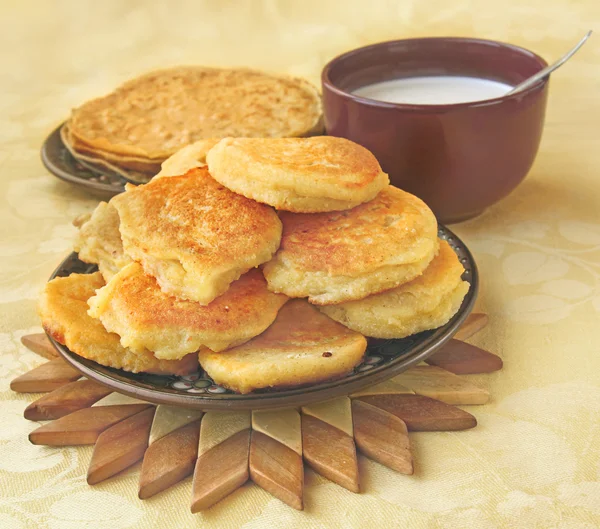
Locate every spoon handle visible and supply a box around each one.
[507,30,592,95]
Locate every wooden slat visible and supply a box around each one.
[393,366,490,405]
[24,380,112,420]
[301,413,359,492]
[350,378,414,398]
[301,398,354,437]
[139,419,201,499]
[91,393,147,407]
[454,313,489,341]
[198,411,250,456]
[149,405,203,445]
[87,407,156,485]
[10,358,80,393]
[191,429,250,512]
[249,430,303,510]
[352,400,412,474]
[356,394,477,431]
[28,404,151,446]
[252,408,302,455]
[426,339,503,374]
[20,333,58,360]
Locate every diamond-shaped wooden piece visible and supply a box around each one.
[249,430,304,510]
[250,408,304,509]
[88,406,156,485]
[352,399,412,474]
[191,411,251,512]
[20,333,59,360]
[454,313,489,341]
[191,429,251,512]
[10,358,80,393]
[393,365,490,405]
[28,404,152,446]
[91,393,147,407]
[301,413,359,492]
[301,398,354,437]
[252,408,302,456]
[426,339,503,374]
[148,405,203,445]
[301,398,358,492]
[350,377,414,398]
[356,394,477,431]
[139,419,201,499]
[24,380,112,421]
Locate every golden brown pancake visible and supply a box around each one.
[154,139,220,178]
[73,201,133,281]
[198,299,367,394]
[87,264,288,360]
[112,166,282,305]
[39,272,197,375]
[68,67,323,160]
[206,137,389,212]
[62,138,152,183]
[320,240,470,338]
[263,185,439,304]
[61,124,161,176]
[61,124,157,183]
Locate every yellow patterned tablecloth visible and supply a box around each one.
[1,1,599,528]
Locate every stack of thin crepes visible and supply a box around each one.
[61,67,324,183]
[40,136,469,394]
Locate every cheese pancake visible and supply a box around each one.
[73,201,132,281]
[39,273,197,375]
[154,139,220,178]
[263,186,438,304]
[87,264,288,360]
[69,67,323,160]
[320,240,470,338]
[198,300,366,394]
[206,137,389,212]
[112,167,282,305]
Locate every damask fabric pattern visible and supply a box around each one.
[1,1,599,528]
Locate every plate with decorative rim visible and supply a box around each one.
[41,124,128,199]
[47,225,478,410]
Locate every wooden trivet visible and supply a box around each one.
[11,313,500,511]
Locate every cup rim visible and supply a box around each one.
[321,36,549,112]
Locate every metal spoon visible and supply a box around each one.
[506,30,592,95]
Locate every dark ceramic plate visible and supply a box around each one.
[47,226,477,410]
[41,124,127,199]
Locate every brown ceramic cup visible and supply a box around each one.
[322,37,549,223]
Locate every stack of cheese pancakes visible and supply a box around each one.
[41,68,469,394]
